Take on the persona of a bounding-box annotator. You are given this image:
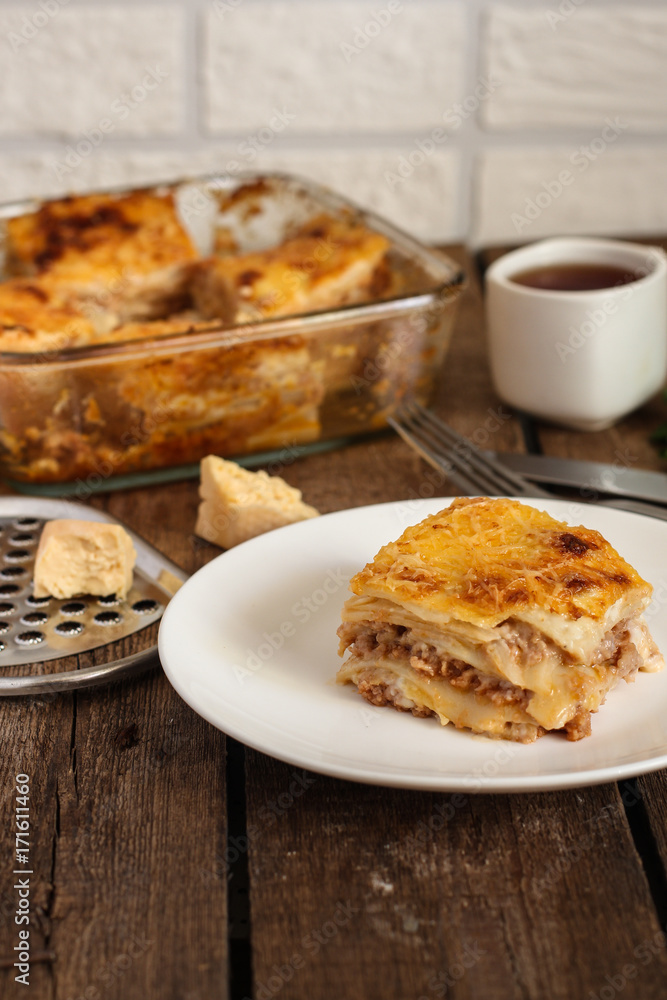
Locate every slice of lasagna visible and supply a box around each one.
[0,276,98,351]
[5,189,199,325]
[337,497,663,742]
[191,213,391,324]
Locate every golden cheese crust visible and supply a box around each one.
[0,276,97,351]
[350,497,651,627]
[0,192,405,484]
[191,213,391,323]
[6,189,198,285]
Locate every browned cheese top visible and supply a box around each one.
[350,497,651,627]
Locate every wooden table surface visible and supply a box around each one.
[1,245,666,1000]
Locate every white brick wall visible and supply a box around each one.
[0,6,184,136]
[1,0,667,246]
[482,5,667,132]
[472,147,667,247]
[204,2,465,134]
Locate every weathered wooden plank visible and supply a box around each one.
[0,482,229,999]
[48,664,228,1000]
[0,691,71,998]
[246,753,667,1000]
[637,769,667,894]
[244,244,667,1000]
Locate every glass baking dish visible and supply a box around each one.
[0,172,465,495]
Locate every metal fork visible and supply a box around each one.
[388,400,667,521]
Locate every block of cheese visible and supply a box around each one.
[195,455,319,549]
[33,519,137,599]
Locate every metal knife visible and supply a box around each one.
[491,452,667,506]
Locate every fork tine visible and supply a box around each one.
[388,414,484,495]
[399,403,513,495]
[393,413,501,494]
[409,402,544,497]
[389,401,553,499]
[389,405,501,495]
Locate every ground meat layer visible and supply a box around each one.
[338,619,529,708]
[338,616,644,741]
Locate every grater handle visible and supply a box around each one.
[0,646,160,696]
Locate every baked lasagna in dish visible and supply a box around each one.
[0,276,99,351]
[191,214,391,324]
[337,497,663,742]
[5,190,199,326]
[0,186,409,484]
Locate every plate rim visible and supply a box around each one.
[159,496,667,793]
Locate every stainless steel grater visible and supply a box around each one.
[0,498,188,695]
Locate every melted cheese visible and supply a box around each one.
[0,277,98,351]
[350,497,652,639]
[4,190,198,336]
[337,657,541,740]
[6,190,197,286]
[340,592,605,727]
[191,213,390,323]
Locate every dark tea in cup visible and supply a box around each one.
[510,262,642,292]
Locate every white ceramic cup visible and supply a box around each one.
[485,237,667,431]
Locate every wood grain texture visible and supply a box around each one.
[243,245,667,1000]
[638,769,667,883]
[246,754,667,1000]
[0,690,71,997]
[0,242,665,1000]
[0,484,229,1000]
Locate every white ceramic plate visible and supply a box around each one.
[159,498,667,792]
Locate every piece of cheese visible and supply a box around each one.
[33,519,137,599]
[195,455,319,549]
